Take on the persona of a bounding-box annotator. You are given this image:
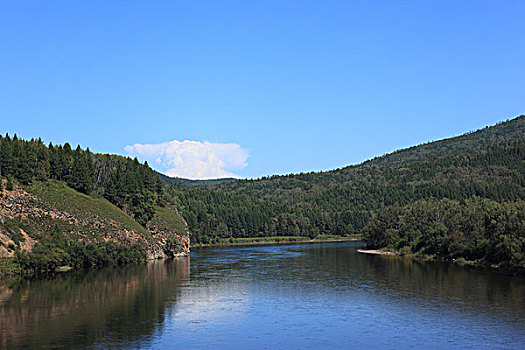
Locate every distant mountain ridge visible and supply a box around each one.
[155,171,237,188]
[363,116,524,166]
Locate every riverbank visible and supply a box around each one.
[357,248,524,275]
[357,249,400,256]
[191,235,361,248]
[1,236,360,282]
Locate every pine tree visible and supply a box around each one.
[16,142,33,184]
[69,145,94,194]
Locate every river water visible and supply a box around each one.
[1,241,524,349]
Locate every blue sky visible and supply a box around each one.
[1,1,524,179]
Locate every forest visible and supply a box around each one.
[0,134,171,275]
[1,116,523,271]
[166,116,524,268]
[363,198,524,269]
[0,134,164,226]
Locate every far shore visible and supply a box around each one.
[192,236,361,248]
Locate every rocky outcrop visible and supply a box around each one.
[146,205,191,259]
[0,180,190,261]
[0,183,40,258]
[147,233,190,260]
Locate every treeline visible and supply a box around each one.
[168,116,524,253]
[15,225,146,275]
[166,185,358,244]
[155,171,236,188]
[170,138,524,244]
[0,134,163,226]
[363,198,524,269]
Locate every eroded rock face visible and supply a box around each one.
[0,245,13,259]
[146,204,191,259]
[147,233,190,260]
[0,180,190,261]
[0,184,38,258]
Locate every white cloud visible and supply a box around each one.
[124,140,249,180]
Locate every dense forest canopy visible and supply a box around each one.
[363,198,524,268]
[154,171,237,188]
[166,116,524,268]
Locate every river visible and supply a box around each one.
[1,241,524,349]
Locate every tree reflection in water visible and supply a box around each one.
[1,242,524,349]
[0,258,189,349]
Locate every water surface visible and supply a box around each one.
[1,242,524,349]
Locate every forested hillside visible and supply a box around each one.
[0,135,189,277]
[364,198,524,270]
[156,171,237,188]
[0,135,166,225]
[168,116,524,268]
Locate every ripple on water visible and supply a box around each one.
[1,242,524,349]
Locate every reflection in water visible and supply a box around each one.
[0,259,189,349]
[301,244,525,323]
[1,242,524,349]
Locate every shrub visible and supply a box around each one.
[6,178,14,191]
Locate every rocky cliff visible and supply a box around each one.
[0,179,189,262]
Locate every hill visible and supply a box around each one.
[167,115,524,268]
[0,136,189,278]
[155,171,237,188]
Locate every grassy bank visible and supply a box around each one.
[26,180,148,236]
[191,234,361,248]
[1,179,190,281]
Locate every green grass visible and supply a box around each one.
[1,180,191,279]
[228,236,308,243]
[148,206,186,234]
[193,235,361,247]
[26,180,148,235]
[316,233,362,240]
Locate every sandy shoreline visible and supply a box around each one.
[357,249,400,256]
